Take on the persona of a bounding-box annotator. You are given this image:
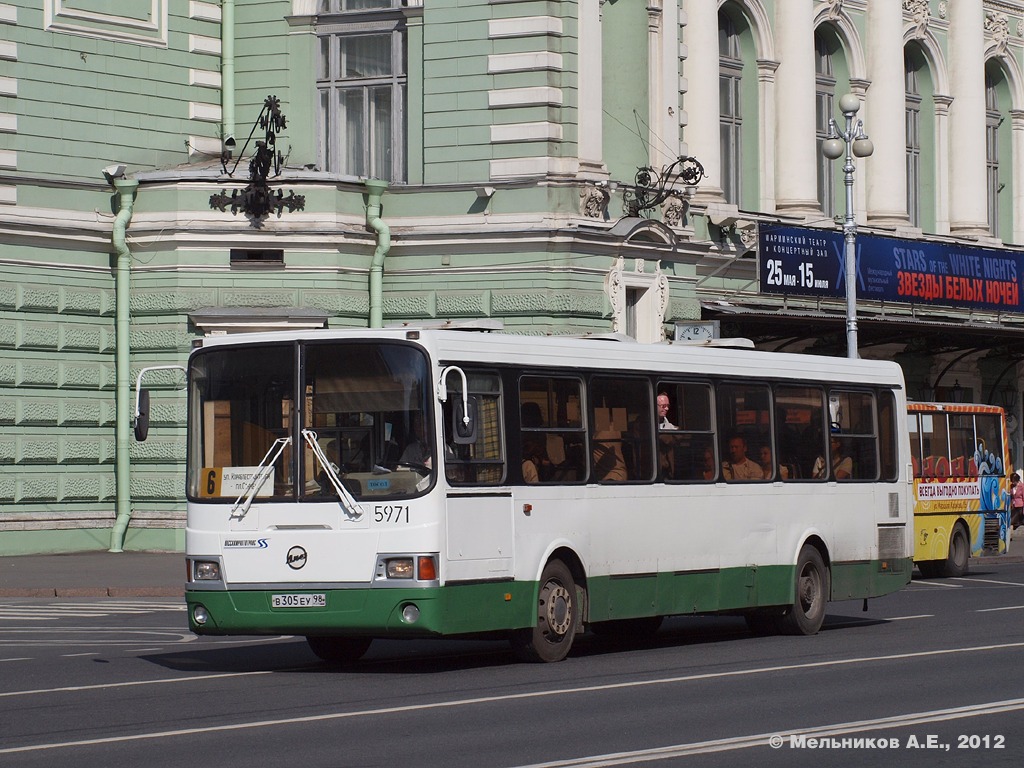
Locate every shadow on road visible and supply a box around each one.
[140,611,892,675]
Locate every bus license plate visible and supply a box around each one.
[271,593,326,608]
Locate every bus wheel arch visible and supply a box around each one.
[511,550,587,663]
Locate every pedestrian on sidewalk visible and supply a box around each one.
[1010,472,1024,532]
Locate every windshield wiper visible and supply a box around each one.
[229,436,292,520]
[302,429,364,521]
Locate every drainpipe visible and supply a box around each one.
[109,178,139,553]
[364,179,390,328]
[221,0,235,141]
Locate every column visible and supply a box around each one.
[773,0,818,217]
[681,0,723,202]
[577,0,606,177]
[865,0,909,226]
[948,0,990,236]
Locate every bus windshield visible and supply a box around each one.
[187,340,434,502]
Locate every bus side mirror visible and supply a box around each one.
[134,389,150,442]
[452,396,478,444]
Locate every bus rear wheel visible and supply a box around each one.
[306,635,372,665]
[776,545,829,636]
[510,560,579,663]
[941,525,970,577]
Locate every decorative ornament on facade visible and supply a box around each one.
[938,1,947,20]
[986,11,1010,55]
[580,185,610,219]
[825,0,844,21]
[662,197,687,228]
[904,0,930,38]
[620,155,704,220]
[604,256,669,339]
[209,95,306,227]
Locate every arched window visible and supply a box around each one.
[985,61,1012,240]
[719,11,743,205]
[815,31,838,219]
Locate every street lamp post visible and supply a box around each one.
[822,93,873,359]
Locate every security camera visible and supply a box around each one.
[101,163,127,183]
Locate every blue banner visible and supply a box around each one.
[758,224,1024,312]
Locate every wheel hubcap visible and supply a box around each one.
[540,581,572,637]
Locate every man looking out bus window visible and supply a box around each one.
[722,434,761,480]
[657,392,677,430]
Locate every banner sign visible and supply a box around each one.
[758,223,1024,313]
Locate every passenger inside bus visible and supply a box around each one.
[721,434,762,480]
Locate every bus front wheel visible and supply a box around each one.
[777,545,829,636]
[510,560,579,662]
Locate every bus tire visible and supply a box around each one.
[306,635,372,665]
[510,560,579,663]
[776,545,829,636]
[939,524,970,578]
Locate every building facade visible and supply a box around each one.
[1,0,1023,554]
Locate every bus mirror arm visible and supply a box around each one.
[438,365,469,417]
[133,365,186,441]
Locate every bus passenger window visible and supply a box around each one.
[519,376,586,483]
[590,377,652,483]
[657,381,715,482]
[717,383,770,481]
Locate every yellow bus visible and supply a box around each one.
[907,401,1012,577]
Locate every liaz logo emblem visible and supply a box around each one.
[286,546,308,570]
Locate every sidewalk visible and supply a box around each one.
[0,551,184,598]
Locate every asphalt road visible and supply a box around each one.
[1,564,1022,768]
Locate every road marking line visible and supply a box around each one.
[508,698,1024,767]
[3,641,1024,754]
[952,577,1024,587]
[0,658,31,663]
[976,605,1024,612]
[881,614,933,621]
[909,580,963,588]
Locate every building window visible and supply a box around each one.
[719,11,743,205]
[986,70,1001,237]
[906,64,922,228]
[317,0,407,181]
[815,33,837,220]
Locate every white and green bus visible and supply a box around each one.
[169,326,913,662]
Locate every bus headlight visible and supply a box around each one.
[193,605,210,625]
[386,558,414,579]
[194,561,221,580]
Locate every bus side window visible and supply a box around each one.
[444,370,505,486]
[657,381,715,482]
[519,375,586,484]
[590,377,652,483]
